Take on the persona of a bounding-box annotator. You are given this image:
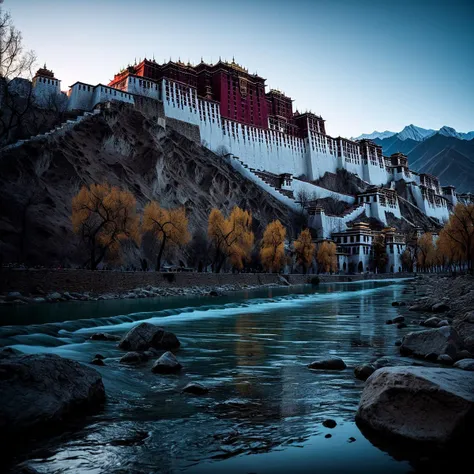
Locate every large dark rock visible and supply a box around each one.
[0,353,105,439]
[120,351,148,364]
[454,359,474,371]
[354,363,376,381]
[151,351,182,374]
[356,366,474,444]
[118,323,180,352]
[453,311,474,353]
[455,350,473,361]
[400,326,461,359]
[421,317,441,328]
[308,357,346,370]
[182,382,209,395]
[408,302,433,312]
[431,302,450,313]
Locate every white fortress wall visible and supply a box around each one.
[91,85,134,109]
[33,75,61,107]
[67,83,95,111]
[162,78,309,177]
[387,247,404,273]
[291,178,355,204]
[307,130,338,179]
[366,162,390,186]
[127,76,161,100]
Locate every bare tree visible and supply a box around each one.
[295,188,311,212]
[0,8,37,145]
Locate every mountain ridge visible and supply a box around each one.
[355,125,474,142]
[373,133,474,192]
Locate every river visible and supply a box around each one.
[2,279,420,473]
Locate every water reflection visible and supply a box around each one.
[1,280,419,474]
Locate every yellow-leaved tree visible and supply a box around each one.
[316,241,337,273]
[142,202,191,271]
[437,227,462,271]
[439,203,474,272]
[260,220,286,273]
[208,206,254,272]
[417,232,435,271]
[294,229,315,273]
[72,183,140,270]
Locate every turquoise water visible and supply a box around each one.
[2,280,424,473]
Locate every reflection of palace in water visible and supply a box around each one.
[230,282,403,421]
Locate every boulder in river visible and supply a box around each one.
[453,359,474,371]
[453,310,474,353]
[437,354,453,365]
[118,323,180,352]
[455,350,473,361]
[0,353,105,440]
[90,357,105,366]
[120,351,148,364]
[308,357,346,370]
[392,316,405,324]
[400,326,461,359]
[408,302,433,312]
[182,382,209,395]
[354,363,376,381]
[322,419,337,428]
[421,317,441,328]
[152,351,182,374]
[356,366,474,444]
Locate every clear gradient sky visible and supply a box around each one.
[5,0,474,138]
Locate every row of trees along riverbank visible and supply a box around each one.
[71,184,473,273]
[403,202,474,272]
[71,183,337,272]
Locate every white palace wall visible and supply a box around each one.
[160,79,392,183]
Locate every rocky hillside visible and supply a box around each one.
[0,103,296,267]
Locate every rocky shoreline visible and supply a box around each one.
[0,280,288,306]
[355,274,474,450]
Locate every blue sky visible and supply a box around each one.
[6,0,474,137]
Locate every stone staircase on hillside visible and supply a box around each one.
[228,157,299,210]
[253,169,295,199]
[1,109,100,153]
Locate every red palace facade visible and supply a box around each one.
[108,58,326,137]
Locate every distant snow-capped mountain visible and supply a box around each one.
[355,130,395,141]
[438,126,474,140]
[355,125,474,142]
[396,125,435,141]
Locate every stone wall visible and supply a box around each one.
[0,270,282,295]
[0,269,415,296]
[166,117,201,144]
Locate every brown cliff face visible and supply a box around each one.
[0,103,295,267]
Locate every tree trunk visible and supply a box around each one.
[215,254,225,273]
[90,238,97,271]
[156,235,166,271]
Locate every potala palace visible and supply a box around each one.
[7,59,474,272]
